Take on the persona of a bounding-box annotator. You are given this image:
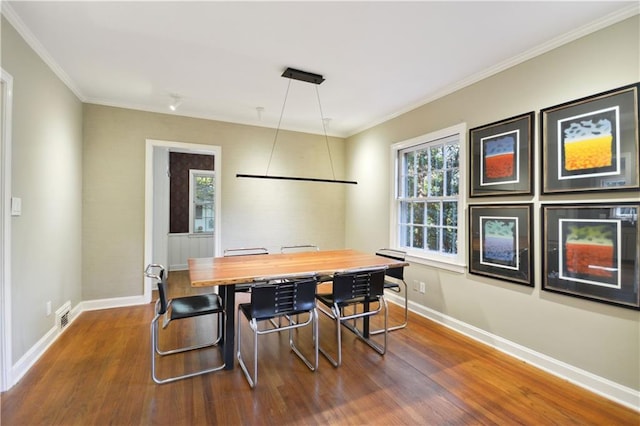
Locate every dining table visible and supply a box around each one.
[188,248,409,370]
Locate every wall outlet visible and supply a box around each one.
[419,282,426,294]
[46,301,52,316]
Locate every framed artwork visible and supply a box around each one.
[469,112,534,197]
[469,204,533,286]
[542,203,640,310]
[540,83,640,194]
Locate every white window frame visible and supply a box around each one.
[390,123,467,273]
[189,169,215,234]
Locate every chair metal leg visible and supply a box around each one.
[371,280,408,334]
[289,310,319,371]
[151,314,226,385]
[238,309,317,388]
[154,312,223,356]
[317,303,342,367]
[318,298,388,368]
[342,298,388,355]
[237,311,258,388]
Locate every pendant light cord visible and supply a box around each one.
[316,85,336,181]
[265,78,292,176]
[266,79,336,180]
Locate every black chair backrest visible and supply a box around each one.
[156,269,169,315]
[375,249,406,280]
[281,244,319,253]
[331,267,386,305]
[224,247,269,256]
[250,276,318,320]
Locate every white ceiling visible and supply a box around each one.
[3,1,638,137]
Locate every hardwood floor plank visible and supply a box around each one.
[1,271,637,425]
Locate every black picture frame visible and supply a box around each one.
[469,204,533,286]
[469,112,534,197]
[542,203,640,310]
[540,83,640,194]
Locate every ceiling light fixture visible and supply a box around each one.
[169,94,182,111]
[237,67,357,185]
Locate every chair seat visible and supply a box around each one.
[170,293,223,320]
[383,281,400,289]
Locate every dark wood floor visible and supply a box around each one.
[1,271,638,425]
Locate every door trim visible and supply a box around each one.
[144,139,221,299]
[1,69,14,391]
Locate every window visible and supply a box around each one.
[189,170,215,233]
[391,123,466,270]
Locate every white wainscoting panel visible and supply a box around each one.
[168,233,214,270]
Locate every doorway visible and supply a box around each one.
[144,139,221,302]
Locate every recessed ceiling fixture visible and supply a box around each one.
[168,94,182,111]
[237,67,357,185]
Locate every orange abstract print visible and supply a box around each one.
[564,223,615,278]
[485,153,514,179]
[565,242,614,277]
[564,135,613,171]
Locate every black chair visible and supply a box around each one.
[316,266,388,367]
[236,274,319,388]
[371,249,408,334]
[146,264,226,384]
[223,247,269,293]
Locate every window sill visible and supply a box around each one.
[405,253,466,274]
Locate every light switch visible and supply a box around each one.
[11,197,21,216]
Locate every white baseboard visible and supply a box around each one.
[384,292,640,412]
[11,301,83,386]
[9,295,148,388]
[78,295,148,312]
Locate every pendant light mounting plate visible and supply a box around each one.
[282,67,325,85]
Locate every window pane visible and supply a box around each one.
[193,173,215,233]
[443,228,457,254]
[417,150,428,197]
[426,202,440,225]
[445,168,459,196]
[405,175,415,198]
[443,201,457,227]
[430,146,443,169]
[445,144,459,168]
[413,202,425,224]
[402,224,411,247]
[413,226,424,249]
[403,152,415,197]
[401,201,412,223]
[427,227,440,251]
[429,170,444,196]
[195,176,214,203]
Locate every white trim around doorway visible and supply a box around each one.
[1,69,14,391]
[144,139,221,300]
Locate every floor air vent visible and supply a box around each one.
[56,301,71,331]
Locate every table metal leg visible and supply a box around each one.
[220,284,236,370]
[363,300,370,337]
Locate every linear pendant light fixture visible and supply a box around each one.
[236,67,357,185]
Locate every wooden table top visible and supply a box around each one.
[188,249,408,287]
